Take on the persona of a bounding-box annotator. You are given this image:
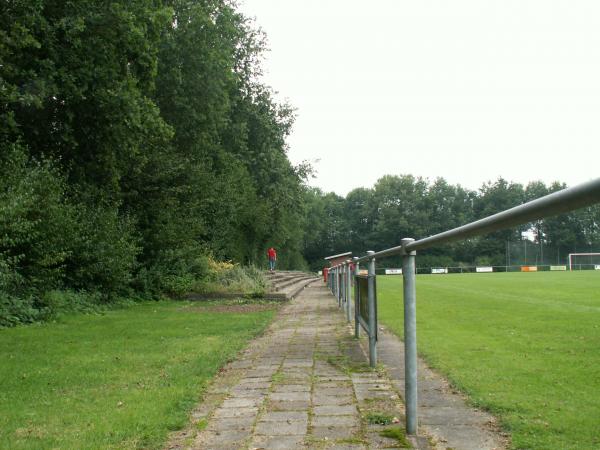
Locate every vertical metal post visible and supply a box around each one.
[338,266,343,307]
[367,250,377,367]
[343,263,348,308]
[331,268,335,292]
[353,257,360,338]
[345,259,352,322]
[337,267,341,306]
[401,238,418,435]
[335,267,338,299]
[338,264,344,308]
[334,267,337,299]
[332,267,336,296]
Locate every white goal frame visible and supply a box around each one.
[568,253,600,271]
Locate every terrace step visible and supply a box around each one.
[265,270,320,300]
[185,270,320,302]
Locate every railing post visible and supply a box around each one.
[334,267,338,300]
[345,259,352,322]
[339,264,343,307]
[337,266,342,306]
[338,265,343,307]
[367,250,377,367]
[353,257,360,337]
[401,238,418,435]
[335,267,338,299]
[332,267,335,295]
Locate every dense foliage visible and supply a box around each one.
[302,176,600,270]
[1,0,307,325]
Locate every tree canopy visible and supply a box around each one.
[302,176,600,270]
[1,0,308,325]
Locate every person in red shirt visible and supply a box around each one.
[267,247,277,271]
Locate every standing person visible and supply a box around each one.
[267,247,277,272]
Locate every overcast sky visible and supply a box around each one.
[239,0,600,196]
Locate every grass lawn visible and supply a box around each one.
[0,300,276,449]
[377,271,600,450]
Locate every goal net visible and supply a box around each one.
[568,253,600,271]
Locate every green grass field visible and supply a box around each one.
[0,300,276,449]
[377,271,600,450]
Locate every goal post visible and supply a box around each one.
[568,253,600,271]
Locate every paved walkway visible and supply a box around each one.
[167,283,506,450]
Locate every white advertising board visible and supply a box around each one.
[385,269,402,275]
[550,266,567,271]
[476,267,493,273]
[431,268,448,274]
[595,265,600,270]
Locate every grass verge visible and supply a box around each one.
[377,271,600,449]
[0,300,276,449]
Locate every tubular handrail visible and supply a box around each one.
[325,176,600,436]
[354,177,600,262]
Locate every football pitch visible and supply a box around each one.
[377,271,600,450]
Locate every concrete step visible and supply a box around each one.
[277,277,320,300]
[272,275,317,292]
[185,271,320,302]
[265,271,320,300]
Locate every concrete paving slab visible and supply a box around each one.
[167,282,505,450]
[311,425,360,440]
[267,399,311,411]
[311,415,360,428]
[260,411,308,422]
[254,419,308,436]
[313,387,353,397]
[269,391,311,402]
[220,397,262,409]
[212,406,258,418]
[249,435,306,449]
[313,404,358,416]
[312,395,354,406]
[206,415,255,432]
[272,383,311,393]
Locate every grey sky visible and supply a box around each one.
[239,1,600,196]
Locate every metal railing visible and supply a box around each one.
[326,177,600,435]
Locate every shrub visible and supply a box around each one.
[193,259,269,296]
[0,146,140,325]
[0,145,75,297]
[65,201,139,299]
[0,294,43,327]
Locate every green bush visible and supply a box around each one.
[0,146,141,325]
[193,263,269,296]
[0,145,74,297]
[219,265,268,295]
[65,201,139,298]
[0,294,43,327]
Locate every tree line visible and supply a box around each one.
[1,0,308,325]
[302,176,600,270]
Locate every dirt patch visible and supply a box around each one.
[184,304,278,313]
